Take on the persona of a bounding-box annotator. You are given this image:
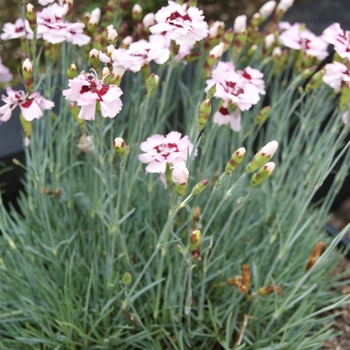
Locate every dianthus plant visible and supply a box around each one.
[0,0,350,349]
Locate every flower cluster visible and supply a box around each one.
[205,62,265,131]
[1,3,90,46]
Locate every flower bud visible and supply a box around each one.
[197,99,212,130]
[142,13,155,29]
[187,0,197,6]
[276,0,294,12]
[259,1,276,19]
[89,8,101,27]
[255,284,283,296]
[255,106,271,125]
[189,229,201,251]
[233,15,247,33]
[264,33,275,48]
[106,44,115,57]
[245,141,278,174]
[120,35,133,49]
[132,4,143,21]
[114,137,130,157]
[225,147,246,175]
[208,21,225,39]
[107,28,118,44]
[222,28,234,51]
[172,163,189,196]
[146,73,159,95]
[205,84,217,100]
[26,3,36,26]
[22,58,34,92]
[67,64,78,79]
[203,44,224,77]
[191,179,209,195]
[89,49,100,70]
[250,162,275,187]
[122,272,132,286]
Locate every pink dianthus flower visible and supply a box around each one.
[278,22,329,60]
[323,62,350,93]
[1,18,34,41]
[138,131,195,174]
[322,23,350,61]
[149,1,208,47]
[62,70,123,120]
[0,88,54,123]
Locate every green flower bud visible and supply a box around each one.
[146,73,159,95]
[255,106,271,125]
[191,179,209,195]
[250,162,275,187]
[222,28,234,51]
[122,272,132,286]
[132,4,143,21]
[197,99,212,130]
[26,3,36,26]
[245,140,278,174]
[89,49,100,70]
[189,230,201,251]
[67,64,78,79]
[225,147,246,175]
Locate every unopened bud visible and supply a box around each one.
[67,64,78,79]
[106,44,115,57]
[189,230,201,251]
[245,141,278,173]
[113,137,130,157]
[225,147,246,175]
[89,49,100,70]
[122,272,132,286]
[191,179,209,196]
[120,35,133,49]
[176,244,184,254]
[146,73,159,94]
[206,84,217,100]
[233,15,247,33]
[143,13,155,29]
[255,284,283,296]
[250,162,275,187]
[197,99,212,130]
[132,4,143,21]
[172,163,189,196]
[208,21,225,40]
[22,58,34,92]
[259,1,276,19]
[255,106,271,125]
[89,8,101,27]
[222,28,234,51]
[26,3,36,25]
[276,0,294,12]
[107,28,118,44]
[264,33,275,48]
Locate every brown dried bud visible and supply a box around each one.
[227,276,243,287]
[306,242,326,271]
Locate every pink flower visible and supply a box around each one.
[206,62,265,111]
[128,40,170,65]
[323,62,350,92]
[322,23,350,60]
[149,1,208,46]
[0,88,54,123]
[1,18,34,40]
[278,22,329,60]
[0,58,12,83]
[62,70,123,120]
[36,3,90,46]
[138,131,195,174]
